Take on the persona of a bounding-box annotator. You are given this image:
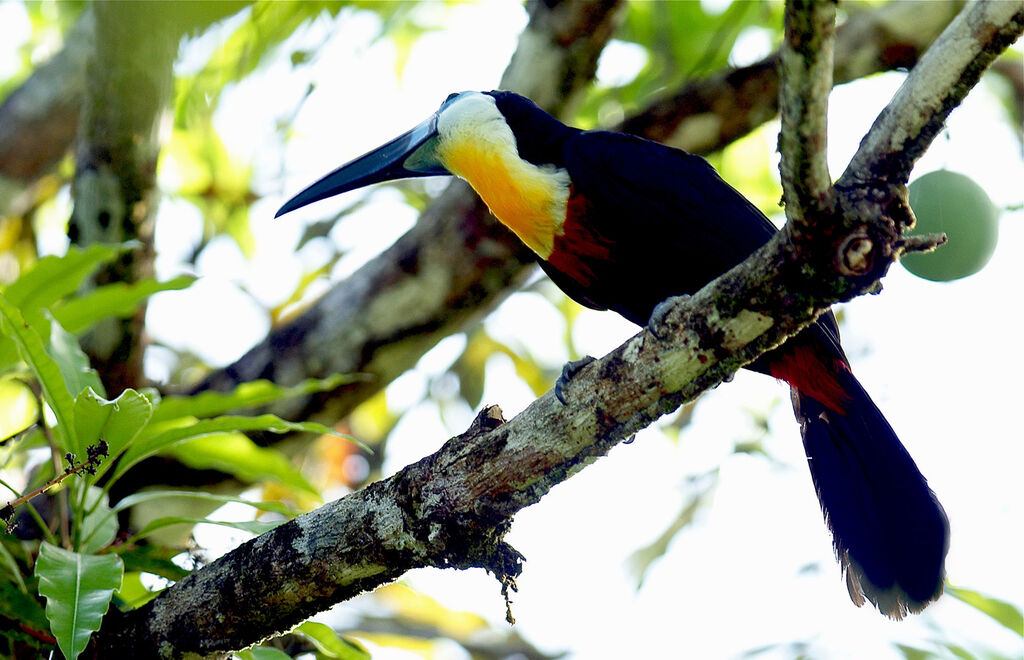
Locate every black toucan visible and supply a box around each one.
[277,90,949,618]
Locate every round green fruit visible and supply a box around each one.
[903,170,998,281]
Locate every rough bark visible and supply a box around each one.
[89,2,1023,657]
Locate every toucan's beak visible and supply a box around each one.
[275,113,446,218]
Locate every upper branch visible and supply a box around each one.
[839,0,1024,190]
[779,0,837,227]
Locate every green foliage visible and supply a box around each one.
[293,621,371,659]
[53,275,195,334]
[0,244,362,654]
[35,542,123,660]
[948,586,1024,637]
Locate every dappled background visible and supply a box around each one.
[0,1,1021,658]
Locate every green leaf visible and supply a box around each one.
[117,545,191,582]
[109,489,297,518]
[0,579,49,632]
[0,377,39,441]
[130,516,283,543]
[48,318,104,401]
[165,432,318,495]
[53,275,195,334]
[94,489,297,547]
[110,414,356,483]
[78,487,117,554]
[294,621,371,660]
[114,572,161,610]
[237,647,293,660]
[73,388,153,480]
[0,292,77,452]
[35,542,124,660]
[3,243,129,310]
[151,374,363,423]
[948,585,1024,637]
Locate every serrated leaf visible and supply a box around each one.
[3,243,129,310]
[53,275,195,334]
[35,542,123,660]
[73,388,153,481]
[948,586,1024,637]
[48,318,104,402]
[165,432,318,495]
[151,374,362,423]
[110,414,356,484]
[294,621,371,660]
[0,292,77,452]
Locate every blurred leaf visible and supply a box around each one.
[164,432,318,496]
[238,646,293,660]
[53,275,195,334]
[453,330,550,407]
[78,487,117,554]
[628,469,718,588]
[130,516,282,544]
[294,621,370,660]
[117,544,191,582]
[111,489,297,518]
[151,374,360,423]
[47,318,104,401]
[73,388,153,481]
[894,643,940,660]
[948,585,1024,637]
[2,243,129,311]
[113,572,161,611]
[35,542,123,660]
[375,583,489,640]
[112,414,358,484]
[0,377,39,441]
[0,579,49,631]
[175,1,345,125]
[0,292,77,452]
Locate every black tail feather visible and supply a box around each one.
[794,368,949,619]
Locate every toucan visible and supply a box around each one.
[277,90,949,619]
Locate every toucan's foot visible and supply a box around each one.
[555,356,596,405]
[647,295,690,340]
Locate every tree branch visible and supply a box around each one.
[618,0,962,152]
[839,0,1024,189]
[779,0,836,226]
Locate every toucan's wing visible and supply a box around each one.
[558,131,777,323]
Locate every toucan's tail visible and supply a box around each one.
[790,358,949,618]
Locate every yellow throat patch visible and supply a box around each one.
[439,135,569,259]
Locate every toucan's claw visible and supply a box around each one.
[647,295,690,340]
[554,356,596,405]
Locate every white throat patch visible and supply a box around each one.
[435,93,570,258]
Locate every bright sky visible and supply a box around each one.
[2,2,1022,658]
